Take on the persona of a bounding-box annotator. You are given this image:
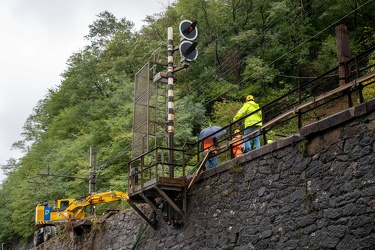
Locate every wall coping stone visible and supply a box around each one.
[366,97,375,112]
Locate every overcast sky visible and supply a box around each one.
[0,0,171,182]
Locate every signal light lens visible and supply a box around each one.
[179,20,198,41]
[179,41,198,62]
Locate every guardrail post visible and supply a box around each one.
[335,24,350,86]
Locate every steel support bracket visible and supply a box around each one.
[127,199,158,230]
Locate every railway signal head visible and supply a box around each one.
[179,20,198,62]
[179,20,198,40]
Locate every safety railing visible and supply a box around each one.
[183,46,375,173]
[127,147,186,195]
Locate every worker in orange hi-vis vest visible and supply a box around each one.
[232,129,244,158]
[203,137,218,170]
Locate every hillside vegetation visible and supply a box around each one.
[1,0,375,244]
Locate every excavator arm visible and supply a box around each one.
[66,190,129,214]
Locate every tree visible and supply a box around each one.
[84,11,134,50]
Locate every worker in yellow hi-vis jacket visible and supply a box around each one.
[233,95,262,153]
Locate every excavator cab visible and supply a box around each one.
[58,199,71,211]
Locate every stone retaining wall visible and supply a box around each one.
[34,99,375,250]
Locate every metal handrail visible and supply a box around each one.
[127,147,186,193]
[184,46,375,171]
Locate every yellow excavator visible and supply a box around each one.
[33,190,128,247]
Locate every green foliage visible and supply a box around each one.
[242,56,279,96]
[362,53,375,101]
[309,35,338,75]
[84,11,135,49]
[175,95,207,144]
[212,99,243,126]
[362,84,375,101]
[1,0,375,245]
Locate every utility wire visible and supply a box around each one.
[191,0,327,100]
[238,0,374,89]
[195,0,371,107]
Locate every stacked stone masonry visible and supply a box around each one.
[34,99,375,250]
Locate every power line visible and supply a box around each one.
[267,0,374,68]
[277,74,338,79]
[193,0,372,107]
[191,0,327,100]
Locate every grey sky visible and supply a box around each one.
[0,0,170,182]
